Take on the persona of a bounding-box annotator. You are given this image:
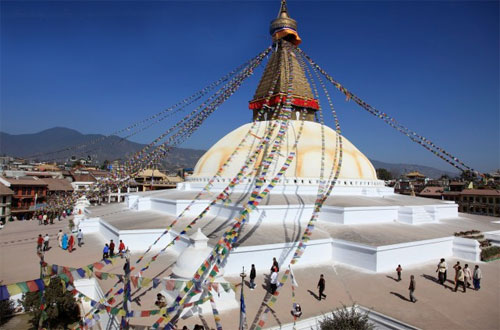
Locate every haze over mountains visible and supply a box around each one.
[0,127,458,178]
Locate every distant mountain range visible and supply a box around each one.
[0,127,205,171]
[0,127,458,178]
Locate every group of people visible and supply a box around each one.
[36,234,50,252]
[436,259,483,292]
[102,239,126,259]
[395,258,484,303]
[36,229,84,253]
[56,229,84,252]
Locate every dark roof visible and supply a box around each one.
[460,189,500,196]
[418,186,444,197]
[0,182,14,195]
[42,178,74,192]
[1,176,48,186]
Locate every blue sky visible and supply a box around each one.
[1,1,498,172]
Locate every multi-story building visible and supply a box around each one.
[0,182,14,223]
[448,189,500,217]
[0,176,48,219]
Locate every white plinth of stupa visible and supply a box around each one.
[162,229,238,315]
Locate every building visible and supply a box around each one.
[43,178,74,197]
[0,176,48,219]
[0,182,14,223]
[452,189,500,217]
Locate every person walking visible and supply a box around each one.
[463,264,472,288]
[43,234,50,251]
[42,214,47,225]
[57,230,63,248]
[473,265,482,290]
[409,275,417,302]
[453,261,461,285]
[396,264,403,281]
[62,233,68,250]
[77,229,83,247]
[317,274,326,301]
[68,234,74,253]
[118,240,126,257]
[269,269,278,294]
[37,234,43,253]
[109,240,115,257]
[271,257,279,272]
[436,258,447,286]
[454,266,466,292]
[103,244,110,259]
[38,214,42,225]
[249,264,256,290]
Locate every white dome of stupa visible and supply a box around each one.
[191,120,378,181]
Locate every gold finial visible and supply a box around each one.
[278,0,289,18]
[270,0,301,45]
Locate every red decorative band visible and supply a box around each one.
[249,95,319,110]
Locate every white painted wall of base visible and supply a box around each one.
[452,237,480,262]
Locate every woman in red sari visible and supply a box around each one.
[68,234,74,253]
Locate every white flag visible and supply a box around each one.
[289,265,299,287]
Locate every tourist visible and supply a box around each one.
[436,258,447,286]
[271,257,279,272]
[454,266,466,292]
[453,261,460,285]
[57,230,63,248]
[68,234,74,253]
[118,240,126,257]
[43,234,50,251]
[317,274,326,301]
[109,240,115,257]
[249,264,256,290]
[463,264,472,288]
[473,265,482,290]
[62,232,68,250]
[77,229,84,247]
[38,214,42,225]
[37,234,43,253]
[42,214,48,225]
[155,293,167,308]
[291,303,302,318]
[269,269,278,294]
[396,264,402,281]
[409,275,417,302]
[103,244,110,259]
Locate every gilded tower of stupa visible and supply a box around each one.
[249,0,319,121]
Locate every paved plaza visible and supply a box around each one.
[1,219,499,329]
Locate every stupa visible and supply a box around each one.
[81,0,498,282]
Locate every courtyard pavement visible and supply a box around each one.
[1,219,499,330]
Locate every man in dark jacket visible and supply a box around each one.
[250,264,256,290]
[409,275,417,302]
[317,274,326,300]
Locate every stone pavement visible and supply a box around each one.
[1,220,499,330]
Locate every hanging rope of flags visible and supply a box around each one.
[133,46,287,271]
[39,47,272,216]
[25,55,256,161]
[253,47,345,330]
[296,48,477,175]
[152,40,302,328]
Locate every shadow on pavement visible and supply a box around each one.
[390,291,411,302]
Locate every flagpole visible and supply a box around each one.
[239,266,246,330]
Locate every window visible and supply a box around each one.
[27,188,31,195]
[488,197,493,204]
[22,188,27,195]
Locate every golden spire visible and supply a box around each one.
[248,1,318,121]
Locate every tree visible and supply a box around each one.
[320,305,374,330]
[21,278,80,329]
[0,299,15,326]
[376,168,392,181]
